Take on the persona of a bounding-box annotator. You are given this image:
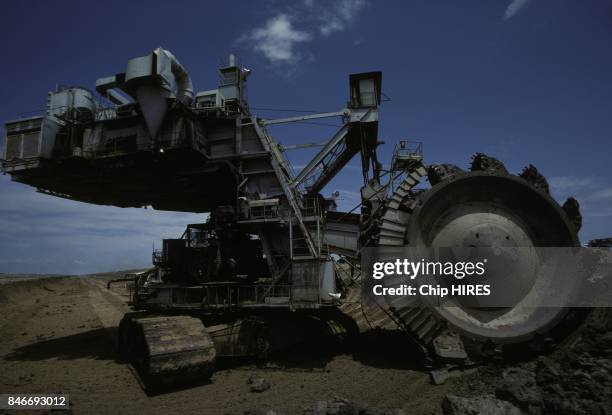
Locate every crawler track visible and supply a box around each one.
[118,313,216,388]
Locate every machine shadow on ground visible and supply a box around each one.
[5,327,118,362]
[350,329,427,370]
[5,326,427,376]
[215,328,427,373]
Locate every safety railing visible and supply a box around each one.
[248,203,279,220]
[391,140,423,172]
[201,283,293,308]
[81,125,207,158]
[152,249,164,266]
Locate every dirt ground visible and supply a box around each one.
[0,275,493,415]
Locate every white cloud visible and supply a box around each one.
[549,176,612,203]
[319,0,366,36]
[245,14,312,64]
[239,1,367,65]
[585,187,612,202]
[0,177,204,274]
[320,19,344,36]
[588,209,612,218]
[504,0,531,20]
[549,176,597,195]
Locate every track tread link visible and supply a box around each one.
[119,313,216,387]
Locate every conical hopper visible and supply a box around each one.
[136,85,171,140]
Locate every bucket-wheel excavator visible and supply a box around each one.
[1,48,583,387]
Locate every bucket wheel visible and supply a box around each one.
[371,154,585,356]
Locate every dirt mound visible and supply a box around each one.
[445,309,612,415]
[531,309,612,414]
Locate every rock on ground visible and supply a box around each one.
[301,398,404,415]
[442,395,522,415]
[496,367,542,414]
[248,376,271,393]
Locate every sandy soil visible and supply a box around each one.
[0,275,493,415]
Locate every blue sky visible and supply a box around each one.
[1,0,611,274]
